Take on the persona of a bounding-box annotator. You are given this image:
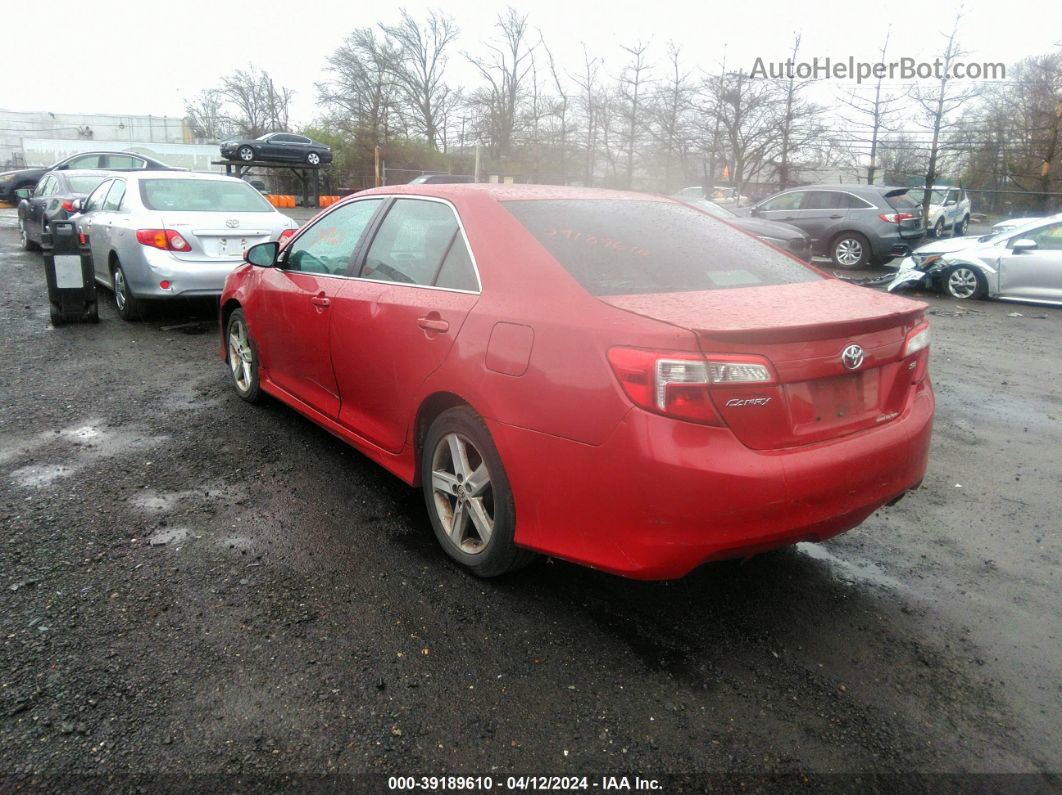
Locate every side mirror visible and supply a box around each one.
[14,188,31,201]
[945,200,956,206]
[749,206,762,216]
[1011,238,1037,253]
[70,198,85,213]
[245,241,278,267]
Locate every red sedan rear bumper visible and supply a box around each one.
[490,379,934,580]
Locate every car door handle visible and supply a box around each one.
[417,316,449,333]
[310,294,330,308]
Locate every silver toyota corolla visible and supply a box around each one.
[887,213,1062,305]
[73,171,298,319]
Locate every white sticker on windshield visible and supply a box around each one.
[54,255,83,289]
[708,270,761,287]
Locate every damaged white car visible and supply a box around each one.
[887,214,1062,305]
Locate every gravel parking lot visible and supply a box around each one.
[1,208,1059,786]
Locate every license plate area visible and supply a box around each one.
[203,236,264,257]
[786,370,881,435]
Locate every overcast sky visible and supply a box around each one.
[3,0,1057,126]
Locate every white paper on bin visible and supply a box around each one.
[54,255,83,289]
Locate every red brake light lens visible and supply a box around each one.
[279,228,296,245]
[879,212,914,224]
[607,348,775,425]
[135,229,191,252]
[61,199,75,213]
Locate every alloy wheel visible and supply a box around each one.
[430,433,494,555]
[835,238,863,267]
[947,267,979,299]
[307,152,320,165]
[239,147,254,162]
[113,269,127,310]
[18,220,28,249]
[228,317,253,392]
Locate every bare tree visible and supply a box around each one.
[184,89,232,141]
[216,65,294,137]
[909,10,982,223]
[707,67,777,198]
[317,28,401,142]
[571,45,603,185]
[380,9,458,149]
[616,41,653,188]
[647,43,694,191]
[839,28,904,184]
[772,33,828,189]
[466,7,535,158]
[541,36,571,179]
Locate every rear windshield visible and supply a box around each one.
[885,190,920,211]
[68,176,108,194]
[139,179,273,212]
[502,199,822,296]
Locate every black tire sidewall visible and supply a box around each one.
[226,309,262,402]
[113,263,140,321]
[421,407,524,577]
[831,232,870,268]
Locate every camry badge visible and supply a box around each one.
[226,219,240,229]
[841,344,865,370]
[726,397,772,407]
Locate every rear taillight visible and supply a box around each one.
[880,212,915,224]
[279,228,296,245]
[136,228,191,252]
[607,348,775,425]
[61,199,75,213]
[903,322,931,382]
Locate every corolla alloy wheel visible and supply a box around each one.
[946,266,983,299]
[431,433,494,555]
[307,152,321,165]
[113,268,127,310]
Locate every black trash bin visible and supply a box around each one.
[42,221,98,326]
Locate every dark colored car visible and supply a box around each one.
[408,174,475,185]
[220,133,333,166]
[15,169,113,250]
[0,151,179,205]
[684,198,811,261]
[736,185,925,268]
[218,184,933,580]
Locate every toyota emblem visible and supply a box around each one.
[841,344,865,370]
[226,219,240,229]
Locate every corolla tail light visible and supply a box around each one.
[278,228,296,246]
[136,229,192,252]
[607,348,776,425]
[61,199,76,213]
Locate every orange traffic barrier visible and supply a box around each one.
[319,195,341,208]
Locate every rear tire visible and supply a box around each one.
[49,304,66,327]
[956,215,969,236]
[830,232,871,268]
[421,407,538,577]
[112,261,142,321]
[18,218,39,251]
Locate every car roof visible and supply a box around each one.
[57,169,119,178]
[785,184,911,194]
[120,170,254,184]
[356,183,674,203]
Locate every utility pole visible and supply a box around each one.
[474,143,481,183]
[374,145,381,187]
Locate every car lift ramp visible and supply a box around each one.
[213,160,322,208]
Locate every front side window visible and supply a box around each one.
[1022,222,1062,251]
[84,179,113,212]
[102,180,127,212]
[760,192,805,212]
[503,199,823,296]
[361,199,464,287]
[139,179,274,212]
[285,198,384,275]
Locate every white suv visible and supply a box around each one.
[909,186,972,237]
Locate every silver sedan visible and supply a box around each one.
[74,171,298,320]
[887,214,1062,305]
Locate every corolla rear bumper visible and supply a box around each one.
[123,247,245,298]
[491,380,934,580]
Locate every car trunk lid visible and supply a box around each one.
[160,211,276,261]
[601,279,927,449]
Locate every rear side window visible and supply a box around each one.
[68,176,107,194]
[802,191,848,210]
[362,199,462,287]
[503,200,822,296]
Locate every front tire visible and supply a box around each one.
[944,265,986,300]
[226,309,262,403]
[306,151,321,166]
[238,145,255,162]
[830,232,870,268]
[934,217,946,237]
[112,261,142,321]
[18,218,39,251]
[421,407,538,577]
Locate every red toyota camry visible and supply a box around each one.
[219,184,933,580]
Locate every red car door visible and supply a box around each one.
[330,198,480,452]
[253,198,385,417]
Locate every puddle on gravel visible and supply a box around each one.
[147,527,191,546]
[796,542,905,590]
[10,464,74,487]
